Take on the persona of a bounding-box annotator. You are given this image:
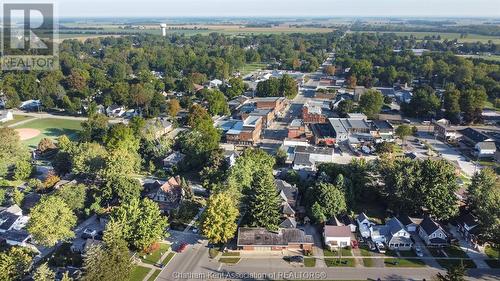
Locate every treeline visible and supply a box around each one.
[334,33,500,123]
[0,32,338,116]
[350,23,500,37]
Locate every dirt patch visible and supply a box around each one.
[15,128,41,140]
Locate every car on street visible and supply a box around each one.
[81,228,97,239]
[285,256,304,265]
[177,243,188,253]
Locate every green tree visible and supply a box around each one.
[82,221,132,281]
[227,148,276,193]
[0,128,29,178]
[111,198,168,251]
[280,74,298,99]
[28,196,77,246]
[395,124,412,144]
[201,192,239,244]
[248,170,281,231]
[80,113,109,143]
[33,263,55,281]
[55,183,87,212]
[223,77,245,99]
[337,99,354,117]
[467,168,500,244]
[358,89,383,119]
[443,86,461,124]
[102,176,143,204]
[104,123,140,152]
[311,201,326,223]
[311,182,347,218]
[166,99,181,118]
[434,263,466,281]
[71,142,107,178]
[203,89,230,116]
[13,160,32,181]
[12,188,24,206]
[0,247,34,281]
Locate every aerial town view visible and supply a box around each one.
[0,0,499,280]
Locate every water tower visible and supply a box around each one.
[160,23,167,36]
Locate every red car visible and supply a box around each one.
[177,243,188,253]
[351,240,359,249]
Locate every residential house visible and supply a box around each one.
[146,176,184,212]
[20,100,41,111]
[353,86,368,102]
[208,79,223,88]
[379,218,413,250]
[418,216,448,247]
[106,104,126,117]
[327,215,357,233]
[323,225,351,249]
[145,117,173,139]
[456,213,479,246]
[397,215,422,233]
[434,122,457,141]
[0,205,28,233]
[357,213,374,238]
[237,227,313,251]
[162,151,185,170]
[292,146,334,172]
[474,142,496,159]
[0,229,31,247]
[0,110,13,123]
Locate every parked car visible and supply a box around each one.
[376,242,386,254]
[351,240,359,249]
[81,228,97,239]
[177,243,188,253]
[415,247,423,257]
[286,256,304,265]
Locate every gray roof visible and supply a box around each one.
[0,212,20,231]
[477,141,496,150]
[386,217,405,234]
[275,180,297,203]
[280,218,297,229]
[295,146,334,156]
[0,229,30,242]
[357,213,370,223]
[237,227,313,246]
[329,118,348,136]
[293,153,313,166]
[459,128,492,143]
[387,235,412,245]
[420,216,442,236]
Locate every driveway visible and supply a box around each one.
[302,224,326,268]
[411,233,442,268]
[448,226,490,269]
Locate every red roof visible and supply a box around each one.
[324,225,351,237]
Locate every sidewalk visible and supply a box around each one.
[140,245,176,281]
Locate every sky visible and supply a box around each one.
[51,0,500,18]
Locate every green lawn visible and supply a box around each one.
[362,258,375,267]
[485,259,500,268]
[147,269,161,281]
[399,250,417,257]
[359,246,372,256]
[240,63,267,75]
[324,248,352,257]
[384,258,426,267]
[1,115,34,127]
[14,118,83,148]
[429,248,447,258]
[485,246,499,259]
[221,251,240,257]
[324,258,356,267]
[162,252,175,266]
[219,257,240,264]
[128,265,151,281]
[436,259,476,269]
[140,243,170,265]
[444,245,468,258]
[304,257,316,267]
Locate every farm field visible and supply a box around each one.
[351,31,500,43]
[13,118,83,148]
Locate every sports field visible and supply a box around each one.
[13,118,83,148]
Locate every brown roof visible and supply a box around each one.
[237,227,313,246]
[160,176,181,193]
[324,225,351,238]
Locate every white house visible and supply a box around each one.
[356,213,374,238]
[106,104,126,117]
[384,218,413,250]
[474,142,496,158]
[0,110,13,123]
[324,225,351,249]
[418,216,448,247]
[209,79,223,88]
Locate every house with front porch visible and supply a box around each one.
[418,216,448,247]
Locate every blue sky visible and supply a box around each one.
[56,0,500,17]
